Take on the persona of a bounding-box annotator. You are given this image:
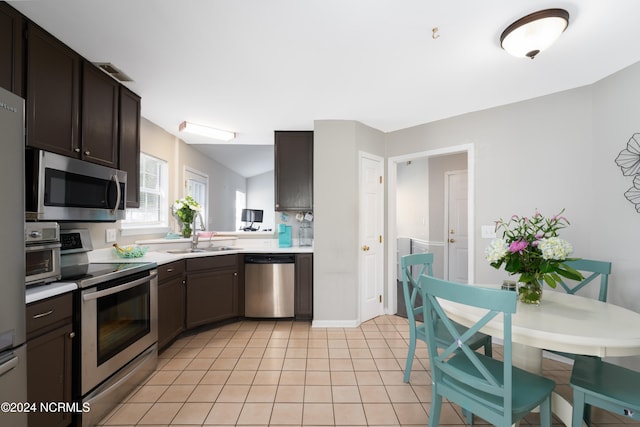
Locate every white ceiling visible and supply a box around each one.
[10,1,640,177]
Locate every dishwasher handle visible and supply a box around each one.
[244,254,295,264]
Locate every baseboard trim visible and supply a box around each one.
[311,319,361,328]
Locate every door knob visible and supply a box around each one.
[449,238,455,243]
[361,245,370,251]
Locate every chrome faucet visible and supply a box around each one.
[191,212,205,249]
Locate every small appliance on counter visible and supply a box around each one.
[25,222,61,286]
[278,224,292,248]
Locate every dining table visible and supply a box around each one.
[438,286,640,427]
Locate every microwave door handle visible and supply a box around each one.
[110,174,121,214]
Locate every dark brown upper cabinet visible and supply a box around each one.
[0,2,23,95]
[26,22,80,157]
[119,86,141,207]
[274,130,313,211]
[81,60,119,168]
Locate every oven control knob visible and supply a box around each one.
[28,231,42,238]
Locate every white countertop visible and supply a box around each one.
[89,241,313,265]
[26,240,312,304]
[26,282,77,304]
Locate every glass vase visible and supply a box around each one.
[517,278,542,304]
[181,224,192,238]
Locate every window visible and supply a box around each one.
[121,153,168,232]
[185,168,208,230]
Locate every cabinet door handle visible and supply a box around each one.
[74,148,80,153]
[33,309,54,319]
[84,150,91,156]
[69,331,76,339]
[166,268,174,273]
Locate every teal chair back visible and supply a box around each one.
[419,276,555,427]
[400,253,432,383]
[557,259,611,302]
[400,253,492,384]
[401,252,433,324]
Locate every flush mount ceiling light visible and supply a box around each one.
[178,121,236,142]
[500,8,569,59]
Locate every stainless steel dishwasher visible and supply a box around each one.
[244,254,295,318]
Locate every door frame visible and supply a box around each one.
[386,143,475,315]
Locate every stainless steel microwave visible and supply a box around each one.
[26,149,127,222]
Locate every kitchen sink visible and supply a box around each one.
[165,248,206,254]
[165,246,239,254]
[205,246,240,252]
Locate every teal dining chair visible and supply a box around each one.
[570,355,640,427]
[400,253,492,383]
[552,259,612,426]
[557,259,612,302]
[419,276,556,427]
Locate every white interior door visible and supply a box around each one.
[446,170,468,283]
[359,152,384,323]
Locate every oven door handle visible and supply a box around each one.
[82,271,157,302]
[0,354,19,378]
[25,243,61,252]
[110,174,121,215]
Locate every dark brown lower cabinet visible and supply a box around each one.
[295,253,313,320]
[26,293,74,427]
[158,260,185,350]
[185,255,239,329]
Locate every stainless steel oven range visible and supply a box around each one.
[60,229,157,427]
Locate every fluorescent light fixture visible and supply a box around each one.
[500,9,569,59]
[178,121,236,141]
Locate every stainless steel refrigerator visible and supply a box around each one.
[0,86,27,427]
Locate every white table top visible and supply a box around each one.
[439,287,640,358]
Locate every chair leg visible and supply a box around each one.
[572,390,586,427]
[403,337,416,383]
[428,395,443,427]
[462,407,474,425]
[583,403,592,426]
[540,396,552,427]
[484,338,492,358]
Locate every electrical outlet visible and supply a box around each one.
[106,228,117,243]
[481,225,496,239]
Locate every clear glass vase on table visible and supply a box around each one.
[485,209,584,304]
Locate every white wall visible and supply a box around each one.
[313,120,385,325]
[396,158,428,239]
[386,85,593,285]
[247,170,275,230]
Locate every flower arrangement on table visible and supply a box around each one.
[172,196,201,238]
[484,209,583,304]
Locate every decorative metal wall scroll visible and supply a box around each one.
[615,133,640,212]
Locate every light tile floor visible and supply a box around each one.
[97,315,640,426]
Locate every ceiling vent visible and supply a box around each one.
[93,62,133,82]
